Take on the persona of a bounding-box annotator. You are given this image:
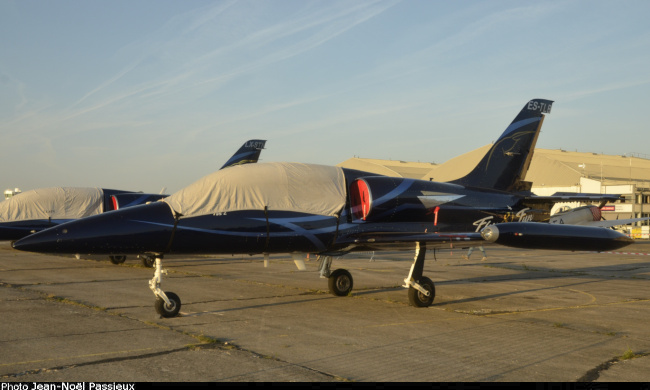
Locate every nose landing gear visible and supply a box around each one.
[149,255,181,318]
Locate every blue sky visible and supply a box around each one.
[2,0,649,193]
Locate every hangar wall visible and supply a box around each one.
[338,147,650,239]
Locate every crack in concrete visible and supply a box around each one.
[577,356,622,382]
[578,351,650,382]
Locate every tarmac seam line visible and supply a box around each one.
[0,346,190,379]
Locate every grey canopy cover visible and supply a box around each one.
[164,162,347,219]
[0,187,104,222]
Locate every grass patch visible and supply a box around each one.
[620,347,637,360]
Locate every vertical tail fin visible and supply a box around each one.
[449,99,552,192]
[220,139,267,170]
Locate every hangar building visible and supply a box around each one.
[338,147,650,239]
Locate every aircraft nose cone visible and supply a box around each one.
[13,227,65,253]
[13,202,176,255]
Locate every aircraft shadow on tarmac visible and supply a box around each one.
[49,249,650,314]
[144,254,650,308]
[171,262,649,315]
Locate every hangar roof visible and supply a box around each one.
[338,148,650,188]
[526,149,650,187]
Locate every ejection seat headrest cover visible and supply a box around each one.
[0,187,104,222]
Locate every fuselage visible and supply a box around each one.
[11,168,538,256]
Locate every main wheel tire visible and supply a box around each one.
[328,269,353,296]
[155,291,181,318]
[109,255,126,265]
[408,276,435,307]
[140,255,155,268]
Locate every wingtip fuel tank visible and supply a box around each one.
[481,222,633,252]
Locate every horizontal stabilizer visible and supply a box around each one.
[586,217,650,228]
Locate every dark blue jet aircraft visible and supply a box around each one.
[2,139,266,266]
[0,187,164,242]
[13,100,632,317]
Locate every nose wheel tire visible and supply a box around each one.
[140,254,155,268]
[155,291,181,318]
[408,276,435,307]
[328,269,354,296]
[109,255,126,265]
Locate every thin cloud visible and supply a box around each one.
[67,1,237,111]
[563,79,650,102]
[65,0,399,121]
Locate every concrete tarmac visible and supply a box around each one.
[1,241,649,382]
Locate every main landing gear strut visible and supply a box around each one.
[318,256,354,296]
[149,254,181,318]
[403,242,435,307]
[318,243,436,307]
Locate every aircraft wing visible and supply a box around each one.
[331,231,486,253]
[583,217,650,228]
[523,192,622,205]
